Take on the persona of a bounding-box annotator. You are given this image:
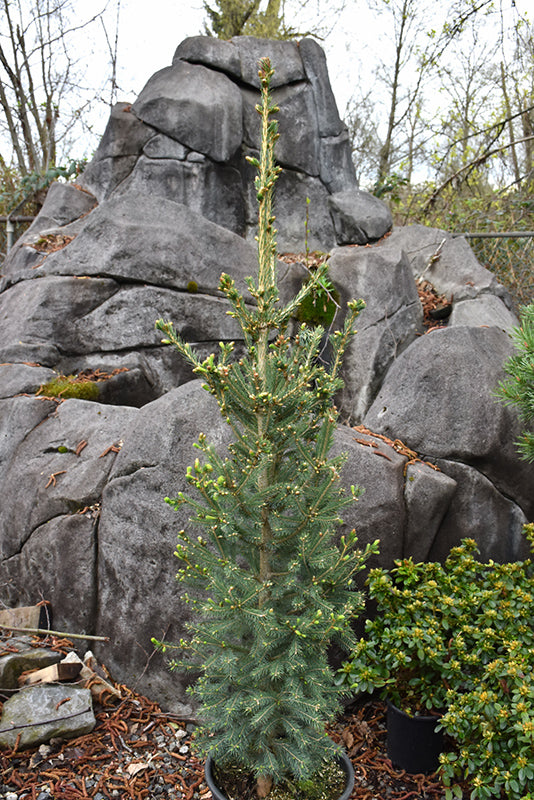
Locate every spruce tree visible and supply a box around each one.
[497,303,534,462]
[154,59,377,795]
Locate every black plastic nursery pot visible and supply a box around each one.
[386,701,444,774]
[204,751,355,800]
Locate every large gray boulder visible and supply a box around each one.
[328,236,423,420]
[364,326,534,524]
[133,61,243,163]
[0,35,532,710]
[79,35,388,252]
[386,224,511,303]
[0,685,95,749]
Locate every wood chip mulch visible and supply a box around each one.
[29,234,76,254]
[417,281,452,332]
[330,697,471,800]
[0,677,470,800]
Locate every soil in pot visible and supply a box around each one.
[207,752,354,800]
[386,701,444,774]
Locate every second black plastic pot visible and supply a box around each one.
[386,701,444,774]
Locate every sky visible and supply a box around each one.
[87,0,366,140]
[2,0,531,170]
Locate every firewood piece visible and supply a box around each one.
[19,660,82,687]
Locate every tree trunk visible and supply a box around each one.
[377,0,409,185]
[501,62,521,185]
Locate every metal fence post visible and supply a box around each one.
[6,218,15,253]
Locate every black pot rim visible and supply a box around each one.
[387,699,443,722]
[205,750,355,800]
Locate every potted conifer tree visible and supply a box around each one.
[153,59,378,800]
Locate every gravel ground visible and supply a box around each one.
[0,678,471,800]
[0,631,472,800]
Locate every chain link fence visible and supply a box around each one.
[456,232,534,307]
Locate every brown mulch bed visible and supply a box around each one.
[330,698,470,800]
[417,281,452,332]
[0,674,468,800]
[0,680,205,800]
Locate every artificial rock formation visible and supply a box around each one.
[0,36,532,711]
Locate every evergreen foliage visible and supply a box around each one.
[497,303,534,462]
[154,59,377,791]
[203,0,290,39]
[338,529,534,800]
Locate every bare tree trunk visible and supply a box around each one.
[520,97,534,183]
[0,0,109,181]
[501,62,521,185]
[377,3,407,185]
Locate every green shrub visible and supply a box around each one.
[338,526,534,800]
[296,272,340,328]
[497,303,534,462]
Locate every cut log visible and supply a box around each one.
[19,660,82,687]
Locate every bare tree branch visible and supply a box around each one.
[425,135,534,210]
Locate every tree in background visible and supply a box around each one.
[202,0,341,40]
[0,0,120,213]
[345,0,530,193]
[203,0,287,39]
[341,0,533,303]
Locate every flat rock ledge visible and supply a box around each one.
[0,685,95,750]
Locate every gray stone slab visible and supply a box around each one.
[328,189,393,245]
[232,36,304,88]
[78,155,138,202]
[0,684,95,749]
[403,462,457,562]
[0,364,57,399]
[299,37,345,138]
[387,225,512,304]
[319,130,359,193]
[449,295,518,331]
[173,35,241,77]
[36,182,97,228]
[114,155,246,236]
[242,82,320,175]
[43,194,258,295]
[0,398,138,559]
[0,514,98,636]
[364,325,534,517]
[133,61,243,163]
[143,133,188,160]
[0,276,119,365]
[431,460,530,563]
